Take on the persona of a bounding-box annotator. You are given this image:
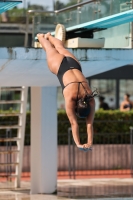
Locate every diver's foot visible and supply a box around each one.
[45,32,51,40]
[83,143,92,149]
[37,33,45,40]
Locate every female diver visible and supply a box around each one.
[37,32,96,152]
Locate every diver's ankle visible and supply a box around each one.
[83,143,92,148]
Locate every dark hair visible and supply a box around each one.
[99,96,105,101]
[75,99,91,118]
[75,83,99,118]
[125,93,130,98]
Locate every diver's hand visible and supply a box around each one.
[77,144,84,148]
[83,143,92,149]
[45,32,51,39]
[77,143,92,152]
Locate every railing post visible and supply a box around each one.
[68,127,76,179]
[32,15,35,47]
[130,126,133,176]
[72,133,76,179]
[68,127,72,179]
[24,13,29,47]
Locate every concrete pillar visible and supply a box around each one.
[30,87,57,194]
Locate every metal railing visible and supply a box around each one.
[68,126,133,179]
[24,0,132,47]
[24,10,55,47]
[24,0,96,47]
[55,0,96,14]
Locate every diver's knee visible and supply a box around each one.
[55,44,65,52]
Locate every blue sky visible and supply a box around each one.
[19,0,69,10]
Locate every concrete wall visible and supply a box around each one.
[58,144,131,170]
[0,144,131,172]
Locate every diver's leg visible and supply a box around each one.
[37,34,64,74]
[46,33,80,64]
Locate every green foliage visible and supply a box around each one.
[0,1,83,24]
[7,8,26,16]
[0,110,133,145]
[54,0,82,10]
[1,8,27,23]
[54,1,65,10]
[57,109,133,145]
[94,109,133,134]
[27,4,47,11]
[65,0,83,7]
[3,7,56,24]
[0,111,30,146]
[58,109,133,133]
[1,6,48,24]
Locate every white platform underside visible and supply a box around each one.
[0,48,133,86]
[34,38,105,48]
[65,38,105,48]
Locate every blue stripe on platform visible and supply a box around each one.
[66,9,133,31]
[0,1,22,14]
[51,9,133,35]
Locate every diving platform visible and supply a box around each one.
[51,9,133,39]
[35,9,133,48]
[0,47,133,86]
[0,0,22,14]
